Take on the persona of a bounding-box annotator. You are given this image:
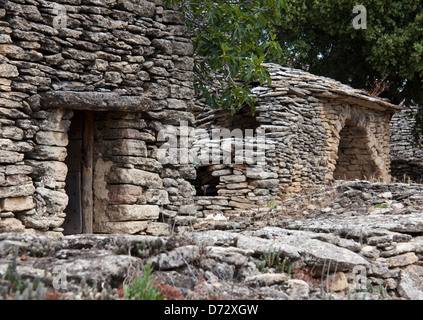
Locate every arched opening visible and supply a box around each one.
[333,119,379,180]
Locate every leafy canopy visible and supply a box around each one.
[167,0,287,114]
[270,0,423,141]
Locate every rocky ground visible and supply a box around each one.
[1,180,423,300]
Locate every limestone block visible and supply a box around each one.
[104,71,122,84]
[251,179,279,188]
[211,199,229,206]
[35,131,68,147]
[287,279,310,300]
[226,182,249,190]
[220,175,246,183]
[146,222,170,236]
[218,189,250,196]
[107,184,146,205]
[380,252,418,268]
[0,63,19,77]
[244,273,289,287]
[246,168,278,180]
[25,160,68,181]
[106,167,163,188]
[108,139,147,157]
[110,156,163,172]
[253,188,270,196]
[178,166,197,180]
[0,174,31,187]
[167,98,187,110]
[35,187,68,214]
[0,126,24,140]
[145,189,169,205]
[28,146,67,161]
[116,0,155,17]
[94,221,150,234]
[397,270,423,300]
[0,107,29,119]
[0,211,12,218]
[0,150,24,164]
[177,180,197,197]
[0,217,25,232]
[18,214,64,230]
[0,78,12,91]
[106,204,160,222]
[161,10,186,24]
[169,85,195,100]
[0,196,34,212]
[205,246,249,268]
[326,272,348,292]
[178,204,197,216]
[0,139,33,153]
[147,245,200,270]
[146,110,195,125]
[211,169,233,177]
[228,201,253,210]
[102,128,149,140]
[197,199,212,206]
[0,184,35,199]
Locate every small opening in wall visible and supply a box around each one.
[333,119,379,181]
[191,167,219,196]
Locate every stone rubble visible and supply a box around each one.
[1,180,423,300]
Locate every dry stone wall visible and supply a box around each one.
[0,0,196,236]
[390,106,423,182]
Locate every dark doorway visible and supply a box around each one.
[63,110,94,235]
[191,166,220,196]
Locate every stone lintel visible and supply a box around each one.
[40,91,152,112]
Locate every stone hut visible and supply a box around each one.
[0,0,402,237]
[192,63,401,217]
[0,0,197,237]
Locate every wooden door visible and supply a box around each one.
[63,110,94,234]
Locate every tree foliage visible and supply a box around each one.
[169,0,423,141]
[167,0,287,114]
[270,0,423,142]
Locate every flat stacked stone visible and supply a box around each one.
[0,0,196,236]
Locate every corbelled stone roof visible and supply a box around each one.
[252,63,401,112]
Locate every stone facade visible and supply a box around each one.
[0,0,196,236]
[192,64,400,218]
[390,106,423,182]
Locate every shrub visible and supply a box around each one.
[256,248,292,275]
[124,263,164,300]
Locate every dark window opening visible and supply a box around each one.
[191,167,220,196]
